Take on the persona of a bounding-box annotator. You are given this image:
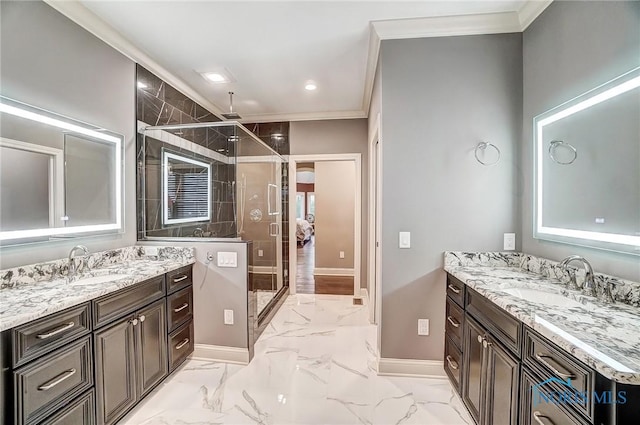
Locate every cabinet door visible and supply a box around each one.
[136,299,168,397]
[462,316,485,424]
[94,317,137,425]
[484,335,519,425]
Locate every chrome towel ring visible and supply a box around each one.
[549,140,577,165]
[475,142,500,166]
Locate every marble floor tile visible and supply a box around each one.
[120,294,472,425]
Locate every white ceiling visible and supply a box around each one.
[77,1,532,122]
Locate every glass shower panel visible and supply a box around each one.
[236,127,282,315]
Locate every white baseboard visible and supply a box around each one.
[377,357,447,378]
[192,344,250,365]
[313,267,355,276]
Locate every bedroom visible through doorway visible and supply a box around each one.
[295,161,355,295]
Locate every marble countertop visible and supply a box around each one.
[0,247,195,332]
[444,253,640,385]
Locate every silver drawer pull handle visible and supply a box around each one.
[174,303,189,313]
[38,368,76,391]
[535,353,576,380]
[446,316,460,328]
[533,411,555,425]
[36,322,75,339]
[445,355,459,370]
[173,275,188,283]
[175,338,190,350]
[447,284,461,294]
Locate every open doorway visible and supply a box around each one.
[289,155,361,296]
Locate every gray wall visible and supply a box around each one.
[379,34,522,360]
[522,1,640,281]
[290,119,369,288]
[0,0,136,269]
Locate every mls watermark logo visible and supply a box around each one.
[532,377,627,407]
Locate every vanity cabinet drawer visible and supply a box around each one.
[14,336,93,425]
[466,288,521,357]
[444,336,462,395]
[523,327,594,421]
[92,275,165,329]
[167,286,193,333]
[520,368,588,425]
[39,390,95,425]
[12,303,91,368]
[446,275,466,307]
[168,320,193,372]
[166,266,192,294]
[445,297,464,349]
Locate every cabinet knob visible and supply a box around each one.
[477,335,483,343]
[139,315,146,322]
[130,318,139,326]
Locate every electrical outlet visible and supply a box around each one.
[418,319,429,336]
[224,309,234,325]
[339,251,345,259]
[258,249,264,257]
[503,233,516,251]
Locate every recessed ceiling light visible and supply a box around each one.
[199,68,236,84]
[305,82,317,91]
[137,81,147,89]
[204,73,226,83]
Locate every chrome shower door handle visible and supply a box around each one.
[267,183,280,216]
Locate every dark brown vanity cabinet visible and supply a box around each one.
[463,315,520,425]
[2,264,194,425]
[94,289,168,425]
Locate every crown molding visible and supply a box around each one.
[43,0,226,121]
[518,0,554,30]
[239,109,366,124]
[361,1,553,116]
[46,0,551,124]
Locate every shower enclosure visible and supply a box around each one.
[138,121,287,318]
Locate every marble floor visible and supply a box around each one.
[121,294,472,425]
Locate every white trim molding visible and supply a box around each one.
[377,357,447,378]
[313,268,355,277]
[518,0,554,30]
[240,109,367,124]
[192,344,250,365]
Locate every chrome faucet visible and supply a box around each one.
[68,245,89,281]
[559,255,597,297]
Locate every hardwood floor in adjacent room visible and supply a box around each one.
[296,236,354,295]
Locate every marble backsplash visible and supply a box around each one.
[444,251,640,307]
[1,245,194,289]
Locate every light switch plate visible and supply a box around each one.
[504,233,516,251]
[217,252,238,268]
[339,251,345,259]
[224,309,234,325]
[399,232,411,249]
[418,319,429,336]
[258,249,264,257]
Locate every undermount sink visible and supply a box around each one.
[499,287,588,309]
[68,274,131,285]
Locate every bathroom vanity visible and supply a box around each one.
[443,252,640,425]
[0,246,195,425]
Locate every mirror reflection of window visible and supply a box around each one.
[162,151,212,225]
[307,192,315,217]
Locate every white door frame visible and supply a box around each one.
[288,153,362,297]
[368,114,382,324]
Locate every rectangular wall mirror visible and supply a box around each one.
[0,96,124,246]
[534,67,640,255]
[162,150,212,225]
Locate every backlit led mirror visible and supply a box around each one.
[534,67,640,255]
[0,96,124,245]
[162,150,212,225]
